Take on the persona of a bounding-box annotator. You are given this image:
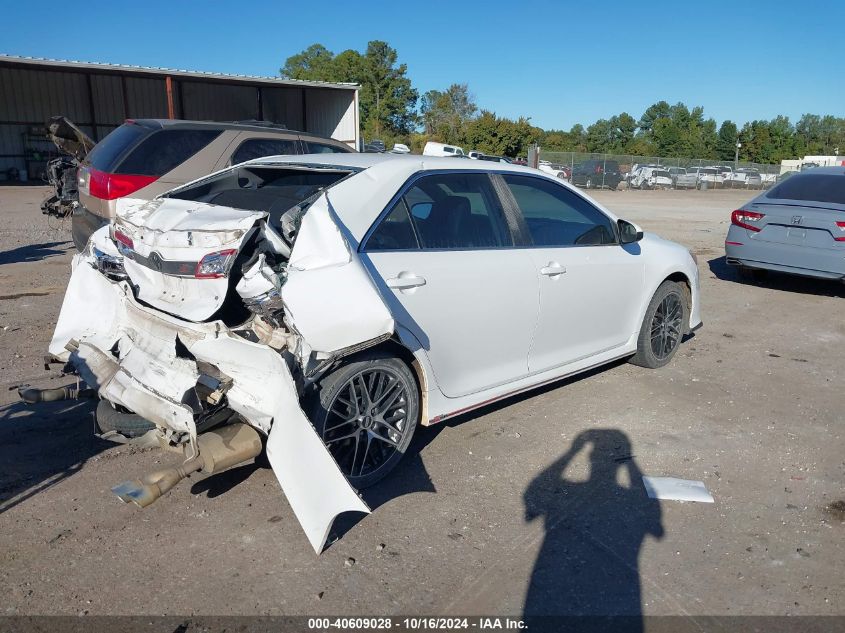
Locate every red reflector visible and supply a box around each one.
[725,241,743,246]
[731,209,765,232]
[835,221,845,242]
[113,228,134,251]
[87,167,157,200]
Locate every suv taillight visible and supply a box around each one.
[87,167,157,200]
[731,209,765,232]
[835,221,845,242]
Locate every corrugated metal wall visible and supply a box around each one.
[0,61,358,181]
[305,89,357,145]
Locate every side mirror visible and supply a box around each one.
[618,219,643,244]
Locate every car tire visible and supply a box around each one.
[630,280,688,369]
[95,400,156,438]
[307,351,419,489]
[585,177,593,189]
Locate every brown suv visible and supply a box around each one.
[73,119,354,250]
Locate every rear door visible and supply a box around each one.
[361,171,538,398]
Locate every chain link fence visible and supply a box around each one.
[537,150,782,191]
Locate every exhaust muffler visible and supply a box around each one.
[18,384,96,404]
[112,423,263,508]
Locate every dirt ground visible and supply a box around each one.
[0,185,842,619]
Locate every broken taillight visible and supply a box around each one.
[87,167,157,200]
[195,249,238,279]
[731,209,765,232]
[113,228,134,251]
[834,221,845,242]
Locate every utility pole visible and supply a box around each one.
[735,142,741,168]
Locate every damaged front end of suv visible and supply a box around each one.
[42,161,397,552]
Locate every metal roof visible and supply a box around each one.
[0,54,359,91]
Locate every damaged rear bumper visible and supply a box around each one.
[51,257,369,552]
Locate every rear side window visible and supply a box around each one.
[370,173,511,250]
[503,174,616,247]
[302,140,352,154]
[86,123,150,171]
[766,173,845,205]
[116,129,221,176]
[232,138,299,164]
[367,200,419,250]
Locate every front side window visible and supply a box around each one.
[502,174,616,247]
[231,138,299,164]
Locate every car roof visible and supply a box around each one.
[239,153,613,242]
[128,118,316,135]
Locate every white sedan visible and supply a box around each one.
[47,154,702,552]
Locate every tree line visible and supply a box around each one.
[282,42,845,163]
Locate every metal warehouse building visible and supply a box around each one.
[0,55,360,180]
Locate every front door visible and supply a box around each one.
[499,174,644,373]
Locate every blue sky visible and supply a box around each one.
[3,0,843,130]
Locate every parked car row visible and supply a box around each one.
[622,164,772,191]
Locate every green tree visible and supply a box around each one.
[280,44,335,80]
[463,111,540,157]
[281,41,418,139]
[420,84,477,143]
[716,121,738,161]
[638,101,671,134]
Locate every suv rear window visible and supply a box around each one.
[116,129,221,176]
[766,173,845,205]
[86,123,150,172]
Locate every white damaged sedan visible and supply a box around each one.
[47,153,701,552]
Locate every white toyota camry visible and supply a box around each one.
[47,153,701,551]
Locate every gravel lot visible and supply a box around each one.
[0,185,842,619]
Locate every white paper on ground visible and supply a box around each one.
[642,476,714,503]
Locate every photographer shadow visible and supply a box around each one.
[523,429,664,632]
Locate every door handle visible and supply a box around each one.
[386,273,427,291]
[539,262,566,277]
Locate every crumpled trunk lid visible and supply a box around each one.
[113,192,395,355]
[114,197,267,322]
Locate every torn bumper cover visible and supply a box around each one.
[50,194,395,553]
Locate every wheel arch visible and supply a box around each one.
[349,334,432,426]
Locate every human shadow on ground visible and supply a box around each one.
[523,428,664,633]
